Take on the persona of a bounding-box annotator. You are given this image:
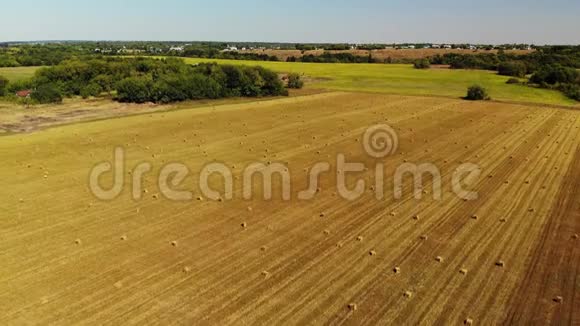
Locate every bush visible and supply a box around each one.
[506,78,520,84]
[446,53,499,70]
[116,77,152,103]
[287,73,304,89]
[559,83,580,101]
[31,84,63,104]
[93,74,115,94]
[413,59,431,69]
[465,85,490,100]
[498,61,527,77]
[0,75,8,96]
[7,79,34,93]
[80,83,103,99]
[530,65,579,85]
[255,66,286,96]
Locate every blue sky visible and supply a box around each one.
[1,0,579,44]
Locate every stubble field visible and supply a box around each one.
[1,91,579,324]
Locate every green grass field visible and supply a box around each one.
[0,66,42,82]
[181,58,575,106]
[1,59,576,106]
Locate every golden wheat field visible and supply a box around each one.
[1,92,579,325]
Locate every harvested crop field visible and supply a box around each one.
[1,92,579,324]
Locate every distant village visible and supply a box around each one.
[90,42,535,55]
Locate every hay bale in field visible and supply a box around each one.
[459,268,468,275]
[499,218,507,223]
[348,303,358,311]
[572,234,579,240]
[464,318,474,325]
[260,246,267,252]
[403,291,413,298]
[393,267,401,274]
[120,235,128,241]
[471,214,479,220]
[183,266,191,273]
[357,236,364,242]
[413,214,420,221]
[323,230,331,235]
[420,235,428,241]
[496,260,505,268]
[369,250,377,256]
[74,239,82,245]
[247,206,253,212]
[171,241,178,247]
[241,222,248,229]
[553,296,563,303]
[320,213,326,218]
[261,271,270,278]
[435,256,443,263]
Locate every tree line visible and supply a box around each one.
[0,57,299,104]
[173,48,280,62]
[424,46,580,101]
[287,52,377,64]
[0,44,87,67]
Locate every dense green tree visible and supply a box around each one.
[22,57,287,104]
[413,59,431,69]
[93,74,115,94]
[0,75,8,96]
[80,83,103,99]
[498,61,527,77]
[530,65,579,85]
[116,77,152,103]
[465,85,490,101]
[287,73,304,89]
[31,84,63,104]
[7,79,34,93]
[560,84,580,101]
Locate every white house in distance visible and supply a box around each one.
[222,45,239,52]
[169,46,184,52]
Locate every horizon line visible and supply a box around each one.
[2,39,578,46]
